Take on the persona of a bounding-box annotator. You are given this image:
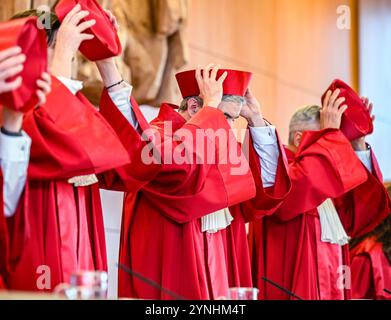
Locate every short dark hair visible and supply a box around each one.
[179,96,203,112]
[12,9,61,46]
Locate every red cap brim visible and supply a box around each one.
[176,69,253,98]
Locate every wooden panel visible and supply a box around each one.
[185,0,355,143]
[0,0,31,21]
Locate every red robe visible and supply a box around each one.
[350,236,391,300]
[249,129,389,300]
[2,78,131,291]
[334,148,390,299]
[99,96,257,300]
[224,131,291,289]
[0,170,6,290]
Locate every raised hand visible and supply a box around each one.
[241,88,266,127]
[104,9,120,31]
[0,46,25,94]
[361,96,375,123]
[1,72,51,134]
[351,96,374,151]
[35,72,52,106]
[95,10,123,90]
[320,89,348,130]
[195,64,227,109]
[51,4,96,77]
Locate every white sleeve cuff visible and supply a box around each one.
[0,131,31,162]
[108,83,139,129]
[249,125,279,188]
[356,150,373,173]
[0,131,31,217]
[56,76,84,95]
[108,85,133,109]
[249,125,278,146]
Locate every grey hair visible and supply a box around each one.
[179,94,245,112]
[288,105,321,145]
[179,96,203,112]
[222,95,245,106]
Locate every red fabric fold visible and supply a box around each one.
[110,103,256,300]
[321,80,374,141]
[0,17,47,112]
[248,129,384,300]
[23,77,130,180]
[55,0,122,61]
[351,237,391,300]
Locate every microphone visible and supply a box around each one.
[117,263,187,300]
[384,289,391,295]
[261,276,304,300]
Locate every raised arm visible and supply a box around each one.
[335,98,390,238]
[275,89,368,222]
[139,65,256,224]
[239,89,291,221]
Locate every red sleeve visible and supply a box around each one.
[182,107,256,207]
[142,107,256,224]
[335,150,391,238]
[241,130,291,222]
[0,171,8,276]
[351,253,375,300]
[99,94,256,224]
[0,170,29,278]
[24,77,130,180]
[275,130,368,222]
[98,89,160,193]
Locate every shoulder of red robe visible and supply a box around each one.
[176,69,253,98]
[321,79,374,141]
[296,129,348,155]
[24,76,131,180]
[55,0,122,61]
[0,17,47,112]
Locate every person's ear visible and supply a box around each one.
[293,131,303,148]
[187,97,201,117]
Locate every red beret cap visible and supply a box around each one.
[0,17,47,112]
[176,69,253,98]
[55,0,122,61]
[321,79,374,141]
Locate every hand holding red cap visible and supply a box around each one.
[195,64,228,108]
[176,67,253,99]
[0,17,47,112]
[55,0,122,61]
[321,79,374,140]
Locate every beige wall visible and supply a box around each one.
[183,0,357,143]
[359,0,391,180]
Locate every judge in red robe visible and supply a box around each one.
[249,91,390,300]
[0,46,51,289]
[220,88,291,290]
[350,206,391,300]
[100,64,290,299]
[3,7,134,291]
[100,65,263,299]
